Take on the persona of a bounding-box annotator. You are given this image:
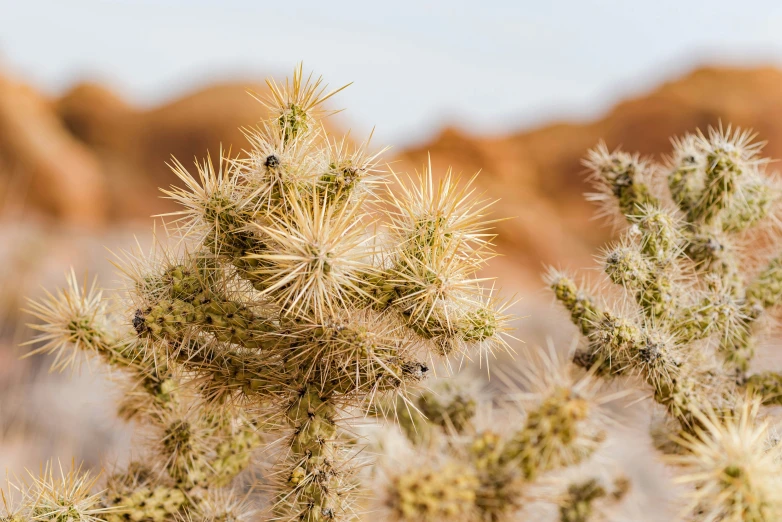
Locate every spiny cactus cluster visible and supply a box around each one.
[9,65,514,522]
[549,126,782,520]
[13,64,782,522]
[380,347,630,522]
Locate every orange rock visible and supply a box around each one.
[0,74,106,226]
[54,81,283,220]
[4,65,782,281]
[397,66,782,279]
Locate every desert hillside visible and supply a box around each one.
[396,66,782,280]
[0,75,290,223]
[3,66,782,278]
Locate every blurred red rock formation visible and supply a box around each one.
[2,66,782,277]
[0,74,281,222]
[396,66,782,276]
[0,74,105,226]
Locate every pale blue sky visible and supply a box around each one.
[3,0,782,146]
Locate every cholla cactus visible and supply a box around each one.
[549,126,782,520]
[556,477,629,522]
[1,461,110,522]
[670,397,782,522]
[29,67,782,522]
[16,65,513,521]
[382,347,630,522]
